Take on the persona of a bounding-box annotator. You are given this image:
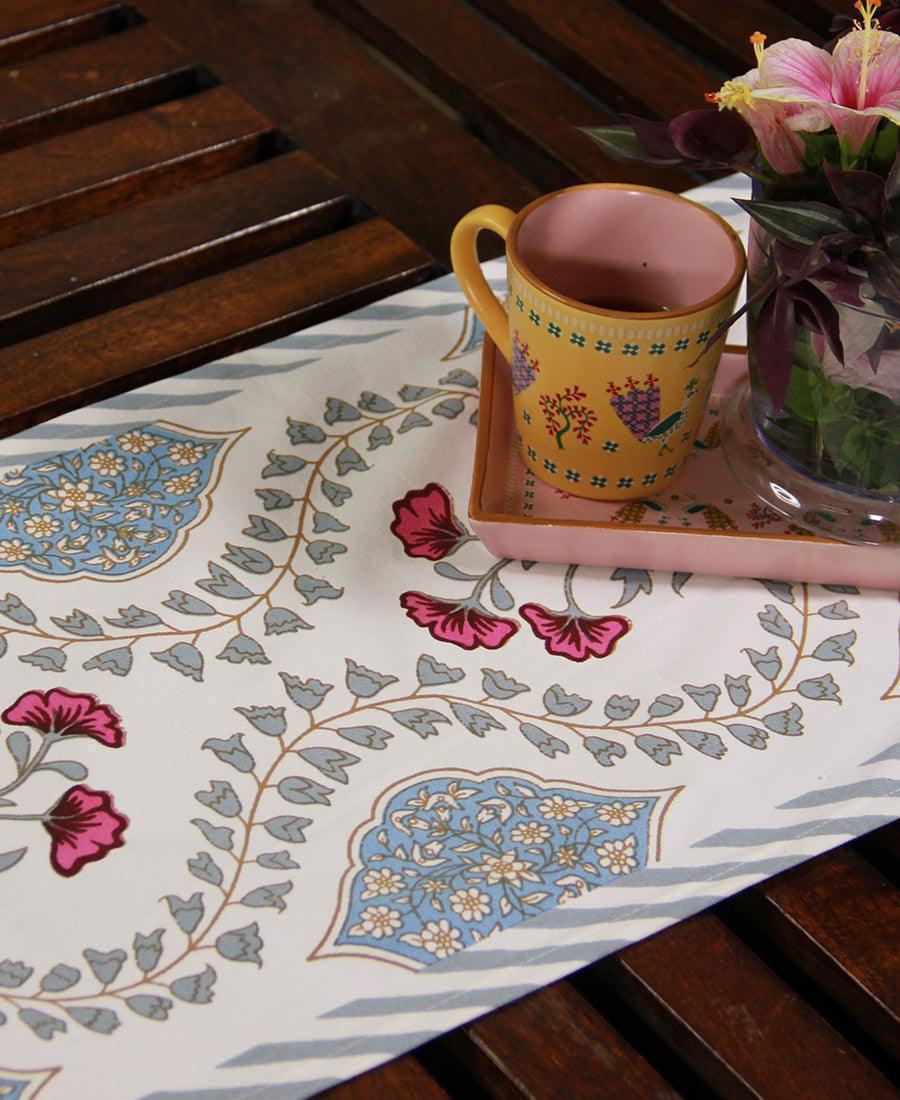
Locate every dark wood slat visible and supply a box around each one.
[856,820,900,874]
[0,217,434,437]
[129,0,539,266]
[439,980,681,1099]
[0,2,131,66]
[0,85,275,249]
[319,1054,451,1099]
[467,0,720,119]
[616,0,822,75]
[729,847,900,1061]
[0,151,349,345]
[320,0,695,194]
[776,0,851,36]
[591,911,899,1099]
[0,23,199,152]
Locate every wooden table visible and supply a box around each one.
[0,2,897,1096]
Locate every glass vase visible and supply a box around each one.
[723,217,900,546]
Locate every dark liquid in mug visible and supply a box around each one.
[580,293,670,313]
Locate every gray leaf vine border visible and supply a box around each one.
[0,578,865,1038]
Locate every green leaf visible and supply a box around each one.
[581,125,684,166]
[734,198,848,248]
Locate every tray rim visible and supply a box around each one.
[467,334,883,550]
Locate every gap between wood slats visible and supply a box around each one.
[0,2,139,67]
[584,910,899,1100]
[720,847,900,1068]
[614,0,822,76]
[0,84,280,249]
[0,217,435,438]
[465,0,719,120]
[0,151,351,345]
[0,22,212,153]
[431,979,684,1100]
[119,0,540,267]
[319,1053,453,1099]
[317,0,696,194]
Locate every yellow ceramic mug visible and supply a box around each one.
[451,184,745,500]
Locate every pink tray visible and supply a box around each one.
[468,336,900,588]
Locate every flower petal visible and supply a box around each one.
[44,785,128,877]
[759,39,835,100]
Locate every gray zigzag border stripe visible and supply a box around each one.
[222,1031,438,1068]
[863,742,900,765]
[142,1080,339,1100]
[321,983,539,1018]
[185,359,318,381]
[265,329,400,351]
[777,777,900,808]
[692,813,897,847]
[95,389,242,410]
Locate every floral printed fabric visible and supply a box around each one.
[0,188,897,1099]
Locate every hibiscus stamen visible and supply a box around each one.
[854,0,883,108]
[749,31,766,66]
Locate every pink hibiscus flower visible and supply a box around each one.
[753,15,900,153]
[400,592,518,651]
[519,603,630,662]
[391,484,467,561]
[2,688,125,747]
[43,785,128,877]
[711,9,900,163]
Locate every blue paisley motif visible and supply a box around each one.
[330,772,666,969]
[0,425,228,579]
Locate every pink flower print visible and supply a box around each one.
[43,785,128,877]
[2,688,125,747]
[390,483,468,561]
[519,603,630,662]
[400,592,518,651]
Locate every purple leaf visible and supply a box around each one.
[824,163,887,237]
[756,286,796,414]
[621,114,681,160]
[788,283,843,363]
[667,107,753,162]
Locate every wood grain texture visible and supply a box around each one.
[447,980,682,1100]
[320,0,696,193]
[0,217,434,437]
[732,847,900,1061]
[0,1,131,66]
[615,0,821,75]
[591,911,899,1099]
[128,0,539,266]
[319,1054,452,1099]
[0,23,199,151]
[0,85,275,248]
[467,0,721,118]
[0,151,349,344]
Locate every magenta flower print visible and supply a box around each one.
[400,592,518,651]
[43,785,128,877]
[519,566,630,662]
[520,604,630,662]
[390,483,469,561]
[2,688,125,747]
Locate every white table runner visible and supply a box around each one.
[0,180,897,1100]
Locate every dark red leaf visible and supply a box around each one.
[667,107,753,162]
[824,163,887,238]
[621,114,681,160]
[756,286,796,414]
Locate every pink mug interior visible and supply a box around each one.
[512,187,741,314]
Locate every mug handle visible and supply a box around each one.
[450,205,515,363]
